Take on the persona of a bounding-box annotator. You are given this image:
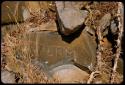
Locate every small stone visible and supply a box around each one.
[110,20,118,34]
[56,1,88,35]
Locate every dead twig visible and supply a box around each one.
[110,2,124,83]
[87,71,100,84]
[96,20,103,71]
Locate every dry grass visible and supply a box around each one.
[24,1,56,26]
[1,24,60,83]
[1,3,59,82]
[85,2,118,30]
[86,2,123,84]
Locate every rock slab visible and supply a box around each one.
[56,1,88,35]
[50,64,89,83]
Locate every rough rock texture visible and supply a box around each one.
[50,64,89,83]
[1,70,15,83]
[23,27,97,71]
[56,1,88,35]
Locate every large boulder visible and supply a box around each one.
[50,64,89,83]
[56,1,88,35]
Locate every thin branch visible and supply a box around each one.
[110,2,124,83]
[87,71,100,84]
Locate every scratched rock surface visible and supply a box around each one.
[23,28,97,71]
[55,1,88,35]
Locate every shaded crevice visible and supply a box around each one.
[73,62,91,74]
[55,19,85,43]
[106,27,118,53]
[1,21,24,26]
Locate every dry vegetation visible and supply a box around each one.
[1,1,123,84]
[1,24,59,83]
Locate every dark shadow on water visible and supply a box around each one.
[55,19,85,44]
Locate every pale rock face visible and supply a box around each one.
[56,1,88,35]
[1,70,16,84]
[50,64,89,83]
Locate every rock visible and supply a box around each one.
[70,2,85,10]
[1,1,41,24]
[110,20,118,35]
[98,13,111,37]
[1,1,51,24]
[1,70,16,84]
[56,1,88,35]
[84,26,95,36]
[50,64,89,83]
[23,29,97,71]
[27,20,57,32]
